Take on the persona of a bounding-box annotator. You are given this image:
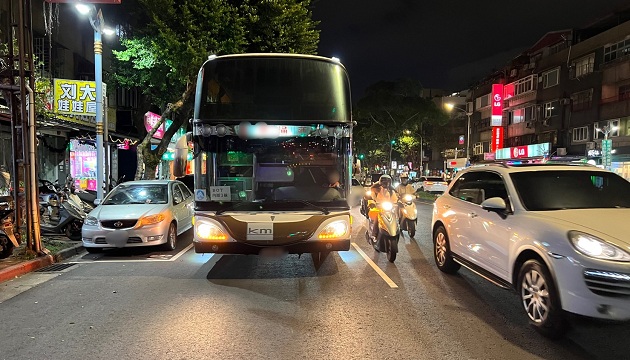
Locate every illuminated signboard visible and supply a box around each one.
[144,112,173,139]
[491,84,504,127]
[496,142,550,160]
[491,126,504,152]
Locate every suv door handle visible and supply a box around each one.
[468,212,478,218]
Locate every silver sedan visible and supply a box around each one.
[81,180,193,253]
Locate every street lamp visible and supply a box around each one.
[445,103,473,160]
[75,4,115,201]
[596,124,619,171]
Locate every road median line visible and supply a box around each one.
[351,242,398,288]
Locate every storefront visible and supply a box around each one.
[69,139,98,190]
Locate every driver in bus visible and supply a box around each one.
[323,169,341,189]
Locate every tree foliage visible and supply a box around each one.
[354,79,448,170]
[113,0,320,179]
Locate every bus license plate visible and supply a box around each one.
[260,247,286,257]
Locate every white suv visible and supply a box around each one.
[431,163,630,338]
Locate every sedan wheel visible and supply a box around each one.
[162,223,177,251]
[433,226,460,274]
[518,259,567,338]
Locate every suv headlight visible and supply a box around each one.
[317,220,349,240]
[84,216,98,226]
[569,231,630,262]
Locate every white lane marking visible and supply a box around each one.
[78,243,194,263]
[351,242,398,289]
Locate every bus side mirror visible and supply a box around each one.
[172,132,192,178]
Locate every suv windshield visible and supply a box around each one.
[510,170,630,211]
[103,184,168,205]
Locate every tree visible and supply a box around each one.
[354,79,448,172]
[113,0,320,179]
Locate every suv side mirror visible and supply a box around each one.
[481,197,509,218]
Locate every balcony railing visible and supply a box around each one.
[601,94,630,104]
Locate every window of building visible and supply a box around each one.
[619,84,630,101]
[572,126,589,142]
[116,87,139,109]
[475,93,491,109]
[570,89,593,111]
[604,38,630,63]
[542,68,559,88]
[511,75,537,96]
[473,142,484,155]
[510,105,535,124]
[572,54,595,78]
[543,100,559,118]
[593,119,621,139]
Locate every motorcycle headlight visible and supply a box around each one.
[365,190,372,196]
[317,220,349,240]
[569,231,630,262]
[196,221,227,241]
[404,194,414,202]
[139,213,166,227]
[84,216,98,226]
[381,202,393,212]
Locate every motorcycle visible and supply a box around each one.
[364,194,400,263]
[0,202,19,259]
[399,193,417,238]
[39,180,86,240]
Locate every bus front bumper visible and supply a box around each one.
[193,239,351,254]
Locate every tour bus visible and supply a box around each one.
[174,53,353,261]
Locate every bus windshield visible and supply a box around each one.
[197,56,350,122]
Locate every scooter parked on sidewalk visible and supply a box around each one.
[399,194,417,238]
[39,180,86,240]
[0,200,19,259]
[364,196,400,263]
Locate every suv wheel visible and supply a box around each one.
[433,225,460,274]
[518,259,568,338]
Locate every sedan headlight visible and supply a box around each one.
[196,222,227,241]
[317,220,349,240]
[139,213,166,227]
[84,216,98,226]
[569,231,630,262]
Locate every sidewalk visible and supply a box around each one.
[0,235,84,284]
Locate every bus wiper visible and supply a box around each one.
[276,199,330,215]
[215,201,259,216]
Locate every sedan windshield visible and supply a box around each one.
[103,184,168,205]
[510,170,630,211]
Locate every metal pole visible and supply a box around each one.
[94,29,104,201]
[466,113,470,160]
[104,95,109,193]
[419,135,423,176]
[25,84,41,251]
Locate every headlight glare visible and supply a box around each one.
[404,194,413,202]
[318,220,349,239]
[196,222,227,241]
[381,202,393,211]
[139,213,165,227]
[569,231,630,262]
[84,216,98,226]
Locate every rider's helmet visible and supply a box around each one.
[379,174,392,188]
[400,175,409,184]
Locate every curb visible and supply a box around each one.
[0,243,85,284]
[0,255,54,284]
[54,243,85,262]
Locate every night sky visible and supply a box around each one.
[312,0,630,98]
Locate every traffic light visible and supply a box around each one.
[359,154,365,159]
[391,140,395,145]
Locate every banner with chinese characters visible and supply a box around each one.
[52,79,115,130]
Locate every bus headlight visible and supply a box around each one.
[318,220,349,240]
[196,222,228,241]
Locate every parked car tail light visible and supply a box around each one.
[196,222,227,241]
[317,220,349,240]
[138,213,166,227]
[569,231,630,262]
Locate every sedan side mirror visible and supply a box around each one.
[93,198,102,206]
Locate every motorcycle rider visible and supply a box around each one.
[368,174,398,239]
[395,175,415,196]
